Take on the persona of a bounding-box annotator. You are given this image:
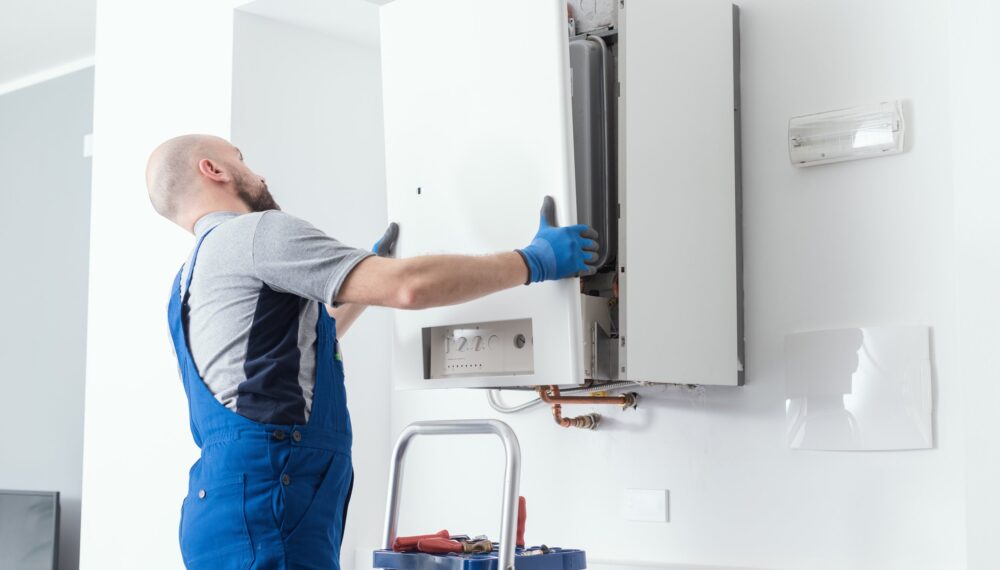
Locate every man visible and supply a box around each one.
[146,134,599,569]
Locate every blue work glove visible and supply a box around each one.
[373,222,399,257]
[516,196,600,284]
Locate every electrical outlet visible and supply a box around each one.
[623,488,669,522]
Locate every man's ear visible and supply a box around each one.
[198,158,231,183]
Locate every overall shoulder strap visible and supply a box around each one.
[181,225,220,304]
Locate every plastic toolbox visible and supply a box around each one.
[373,547,586,570]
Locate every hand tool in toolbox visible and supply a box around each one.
[418,537,494,554]
[393,495,527,554]
[392,530,450,552]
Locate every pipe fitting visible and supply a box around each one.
[622,392,639,409]
[569,413,601,430]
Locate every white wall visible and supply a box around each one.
[387,1,967,569]
[230,10,390,570]
[0,67,93,570]
[950,0,1000,568]
[80,1,246,568]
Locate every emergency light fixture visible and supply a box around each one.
[788,101,905,167]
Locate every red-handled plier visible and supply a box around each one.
[392,530,449,552]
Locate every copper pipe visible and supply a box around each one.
[537,385,638,430]
[549,399,600,429]
[536,385,636,408]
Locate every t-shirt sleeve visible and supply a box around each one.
[251,211,373,305]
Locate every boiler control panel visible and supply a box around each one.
[424,318,535,379]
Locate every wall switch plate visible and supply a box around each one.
[623,488,669,522]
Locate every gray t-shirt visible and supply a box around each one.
[179,210,372,425]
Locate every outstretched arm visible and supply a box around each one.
[336,197,599,310]
[337,252,528,309]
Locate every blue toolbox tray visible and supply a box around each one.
[373,546,586,570]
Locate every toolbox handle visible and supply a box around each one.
[382,420,522,570]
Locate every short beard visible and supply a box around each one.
[235,175,280,212]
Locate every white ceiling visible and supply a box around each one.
[239,0,392,48]
[0,0,96,91]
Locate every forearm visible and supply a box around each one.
[325,303,368,336]
[398,252,528,309]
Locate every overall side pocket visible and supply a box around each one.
[283,452,353,542]
[180,474,255,570]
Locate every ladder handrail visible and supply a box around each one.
[381,419,522,570]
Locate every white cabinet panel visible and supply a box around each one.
[380,0,584,388]
[620,0,742,385]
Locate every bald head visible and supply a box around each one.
[146,134,223,221]
[145,134,276,231]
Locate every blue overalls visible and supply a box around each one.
[167,227,354,569]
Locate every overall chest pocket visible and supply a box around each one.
[180,475,254,570]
